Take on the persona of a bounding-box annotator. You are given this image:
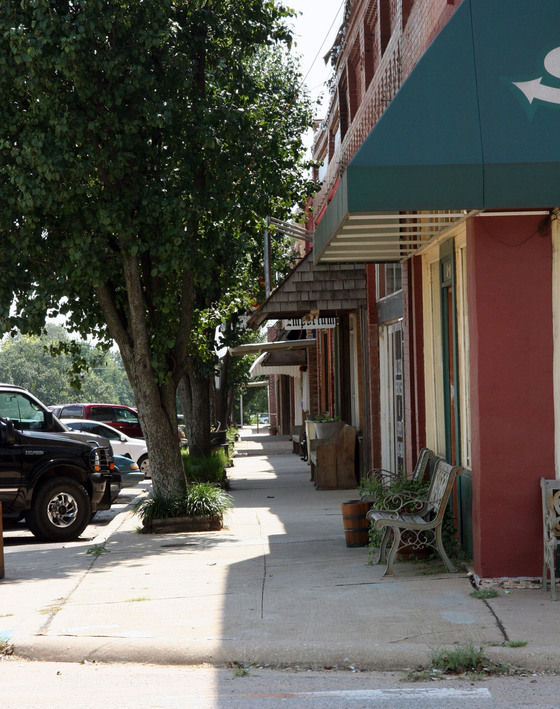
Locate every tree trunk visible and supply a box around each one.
[95,258,192,500]
[215,350,229,429]
[132,376,185,499]
[178,361,212,458]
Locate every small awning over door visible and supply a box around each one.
[314,0,560,264]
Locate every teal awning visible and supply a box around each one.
[314,0,560,264]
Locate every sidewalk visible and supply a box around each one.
[1,426,559,671]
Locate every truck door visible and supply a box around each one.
[0,419,22,506]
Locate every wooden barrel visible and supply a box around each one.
[341,500,371,547]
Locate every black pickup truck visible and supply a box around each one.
[0,384,114,542]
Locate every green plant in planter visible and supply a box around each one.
[134,483,233,523]
[359,474,430,512]
[181,448,228,485]
[310,412,340,423]
[182,482,234,518]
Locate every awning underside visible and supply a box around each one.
[318,210,475,263]
[249,351,305,378]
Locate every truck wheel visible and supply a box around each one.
[138,455,150,478]
[26,478,92,542]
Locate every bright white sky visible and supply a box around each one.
[286,0,345,136]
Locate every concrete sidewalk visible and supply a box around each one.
[1,427,559,671]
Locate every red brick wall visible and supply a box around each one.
[312,0,461,216]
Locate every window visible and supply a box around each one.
[90,406,114,421]
[88,423,121,440]
[115,408,139,423]
[0,393,46,431]
[318,152,328,183]
[348,41,362,120]
[60,405,84,418]
[402,0,416,28]
[375,263,402,301]
[363,14,375,86]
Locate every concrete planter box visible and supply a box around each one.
[315,422,337,439]
[142,515,223,534]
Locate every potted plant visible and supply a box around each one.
[135,482,234,534]
[310,412,340,439]
[268,424,278,435]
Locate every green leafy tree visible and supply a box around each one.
[0,327,133,406]
[0,1,313,496]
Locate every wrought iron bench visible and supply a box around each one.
[361,447,439,495]
[366,458,462,576]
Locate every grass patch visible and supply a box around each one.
[470,588,498,599]
[126,596,150,603]
[431,641,485,674]
[506,640,528,648]
[406,641,518,682]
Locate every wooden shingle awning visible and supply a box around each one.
[246,251,367,329]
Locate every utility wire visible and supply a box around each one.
[296,0,345,93]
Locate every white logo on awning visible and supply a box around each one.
[513,47,560,105]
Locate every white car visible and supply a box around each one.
[62,419,150,477]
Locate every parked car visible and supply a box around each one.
[51,403,143,439]
[62,419,150,478]
[113,454,144,489]
[0,384,114,541]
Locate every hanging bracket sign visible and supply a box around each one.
[285,317,337,330]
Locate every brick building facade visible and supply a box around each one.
[309,0,560,579]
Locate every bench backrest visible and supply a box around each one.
[326,420,345,443]
[413,447,439,483]
[423,459,462,521]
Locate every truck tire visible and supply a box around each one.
[26,478,92,542]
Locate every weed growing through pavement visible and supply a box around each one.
[230,661,251,677]
[39,606,61,615]
[87,542,108,557]
[470,588,499,599]
[405,641,512,681]
[126,597,151,603]
[431,641,486,673]
[0,635,14,656]
[488,639,529,649]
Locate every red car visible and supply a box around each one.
[51,403,144,439]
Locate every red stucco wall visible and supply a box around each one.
[468,215,554,578]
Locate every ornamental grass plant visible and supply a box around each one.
[134,482,233,523]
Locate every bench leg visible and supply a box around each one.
[378,527,391,564]
[383,527,401,576]
[435,526,457,573]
